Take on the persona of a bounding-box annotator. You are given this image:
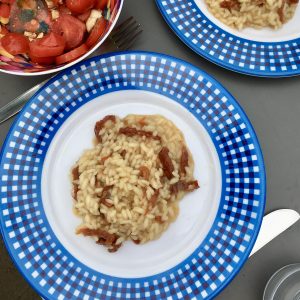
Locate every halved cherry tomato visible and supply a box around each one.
[94,0,108,10]
[77,10,91,22]
[111,0,115,11]
[0,3,10,18]
[58,6,71,15]
[55,43,88,65]
[40,32,66,47]
[29,32,65,57]
[1,0,15,4]
[0,25,9,35]
[66,0,95,14]
[53,15,86,50]
[86,17,107,48]
[1,32,29,54]
[30,54,55,65]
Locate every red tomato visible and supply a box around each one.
[0,25,9,35]
[29,32,65,57]
[0,3,10,18]
[55,43,88,65]
[94,0,108,10]
[39,32,66,47]
[86,17,107,48]
[1,0,15,4]
[1,33,29,54]
[52,0,60,6]
[58,6,71,15]
[66,0,95,14]
[53,15,86,50]
[111,0,115,11]
[77,10,91,22]
[30,54,55,65]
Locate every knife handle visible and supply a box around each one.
[0,79,50,125]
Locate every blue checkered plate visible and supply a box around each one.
[0,51,266,299]
[156,0,300,77]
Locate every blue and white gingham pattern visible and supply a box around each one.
[0,52,266,300]
[156,0,300,77]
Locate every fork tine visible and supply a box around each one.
[117,28,143,50]
[99,16,142,52]
[111,16,134,35]
[110,18,138,41]
[113,23,141,45]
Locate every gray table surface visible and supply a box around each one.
[0,1,300,299]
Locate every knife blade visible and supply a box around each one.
[250,209,300,257]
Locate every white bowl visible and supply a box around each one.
[0,0,124,76]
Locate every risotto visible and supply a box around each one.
[205,0,299,30]
[71,115,199,252]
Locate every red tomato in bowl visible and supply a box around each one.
[77,10,91,22]
[66,0,95,14]
[86,17,107,48]
[1,32,29,54]
[29,32,65,57]
[111,0,115,11]
[58,6,72,15]
[0,3,10,18]
[55,43,88,65]
[0,25,9,35]
[1,0,15,4]
[94,0,108,10]
[53,15,86,50]
[30,54,55,65]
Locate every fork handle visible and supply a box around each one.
[0,79,49,125]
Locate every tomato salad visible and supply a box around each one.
[0,0,115,65]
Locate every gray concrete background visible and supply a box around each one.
[0,0,299,299]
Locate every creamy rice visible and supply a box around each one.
[71,115,199,252]
[205,0,298,30]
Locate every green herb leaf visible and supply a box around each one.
[37,21,49,33]
[19,9,35,22]
[104,8,111,20]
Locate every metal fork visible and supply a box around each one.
[0,17,143,124]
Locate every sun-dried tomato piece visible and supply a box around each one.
[97,185,114,206]
[158,147,174,180]
[72,166,79,180]
[108,243,122,253]
[170,180,199,194]
[120,150,126,158]
[220,0,240,10]
[155,216,164,224]
[132,239,141,244]
[119,127,161,140]
[73,184,79,201]
[139,166,150,180]
[277,1,285,22]
[77,228,117,245]
[94,115,116,142]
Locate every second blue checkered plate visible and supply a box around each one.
[0,51,266,299]
[156,0,300,77]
